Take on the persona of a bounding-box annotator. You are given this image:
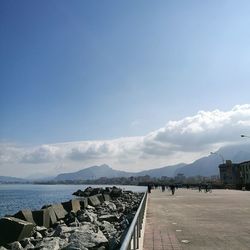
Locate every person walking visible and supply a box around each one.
[170,184,176,195]
[147,184,151,193]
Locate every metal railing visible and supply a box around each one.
[120,191,148,250]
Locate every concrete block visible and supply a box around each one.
[79,198,88,209]
[51,203,68,220]
[103,194,111,201]
[0,217,34,245]
[47,206,58,226]
[32,209,50,228]
[14,210,35,224]
[110,187,122,198]
[62,199,81,213]
[96,194,104,203]
[88,195,101,206]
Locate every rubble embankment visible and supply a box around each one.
[0,186,144,250]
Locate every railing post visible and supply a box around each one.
[136,220,140,248]
[138,216,141,237]
[133,228,136,249]
[128,239,131,250]
[120,190,147,250]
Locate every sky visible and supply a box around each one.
[0,1,250,177]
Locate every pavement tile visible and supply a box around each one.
[143,188,250,250]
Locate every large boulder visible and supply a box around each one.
[89,187,103,196]
[110,187,122,198]
[98,215,119,223]
[34,226,47,236]
[0,217,35,245]
[62,244,88,250]
[52,224,76,238]
[72,189,84,197]
[73,187,104,197]
[104,201,117,212]
[9,241,23,250]
[19,237,35,249]
[76,210,97,223]
[34,237,67,250]
[64,223,108,249]
[99,221,117,238]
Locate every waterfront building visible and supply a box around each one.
[219,160,250,188]
[239,161,250,186]
[218,160,240,186]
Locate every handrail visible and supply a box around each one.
[120,190,148,250]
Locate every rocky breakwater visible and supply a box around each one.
[0,186,144,250]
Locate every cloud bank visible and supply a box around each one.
[1,104,250,177]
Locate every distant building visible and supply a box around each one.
[218,160,240,186]
[218,160,250,188]
[161,176,170,181]
[239,161,250,186]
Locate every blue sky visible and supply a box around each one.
[1,1,250,176]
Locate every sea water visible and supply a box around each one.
[0,184,146,218]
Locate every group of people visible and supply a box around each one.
[147,184,176,195]
[147,183,212,195]
[198,184,212,193]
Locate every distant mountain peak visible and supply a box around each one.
[44,143,250,181]
[54,164,133,181]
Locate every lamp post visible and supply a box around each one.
[241,134,250,138]
[210,152,225,164]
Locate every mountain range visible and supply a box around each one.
[54,162,187,181]
[175,143,250,177]
[55,164,133,181]
[0,176,27,184]
[1,143,249,182]
[53,143,250,180]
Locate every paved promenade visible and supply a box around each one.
[143,188,250,250]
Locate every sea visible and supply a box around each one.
[0,184,146,218]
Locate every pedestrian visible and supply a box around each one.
[147,184,151,193]
[170,184,175,195]
[205,184,208,193]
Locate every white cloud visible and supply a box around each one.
[21,145,61,163]
[1,104,250,176]
[0,143,23,163]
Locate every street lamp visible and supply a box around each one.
[210,152,225,164]
[241,134,250,138]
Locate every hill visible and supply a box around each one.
[54,164,133,181]
[53,143,250,180]
[135,163,186,178]
[175,143,250,177]
[54,163,186,181]
[0,176,27,183]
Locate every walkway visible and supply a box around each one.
[143,188,250,250]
